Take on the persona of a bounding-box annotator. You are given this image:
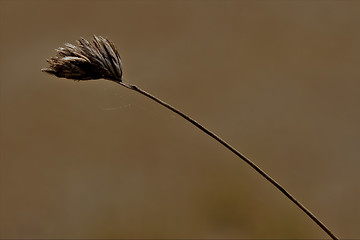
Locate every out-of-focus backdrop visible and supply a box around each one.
[1,0,359,239]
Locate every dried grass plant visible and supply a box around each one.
[42,35,338,240]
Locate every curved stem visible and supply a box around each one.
[116,81,338,240]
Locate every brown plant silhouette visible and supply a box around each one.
[43,35,339,240]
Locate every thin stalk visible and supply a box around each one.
[117,81,338,240]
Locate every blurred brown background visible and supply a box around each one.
[1,0,359,239]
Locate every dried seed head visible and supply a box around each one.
[42,35,123,82]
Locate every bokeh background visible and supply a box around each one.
[1,0,359,239]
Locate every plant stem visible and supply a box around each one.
[116,81,338,240]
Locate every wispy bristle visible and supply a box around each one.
[42,35,123,82]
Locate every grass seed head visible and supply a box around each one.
[42,35,122,82]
